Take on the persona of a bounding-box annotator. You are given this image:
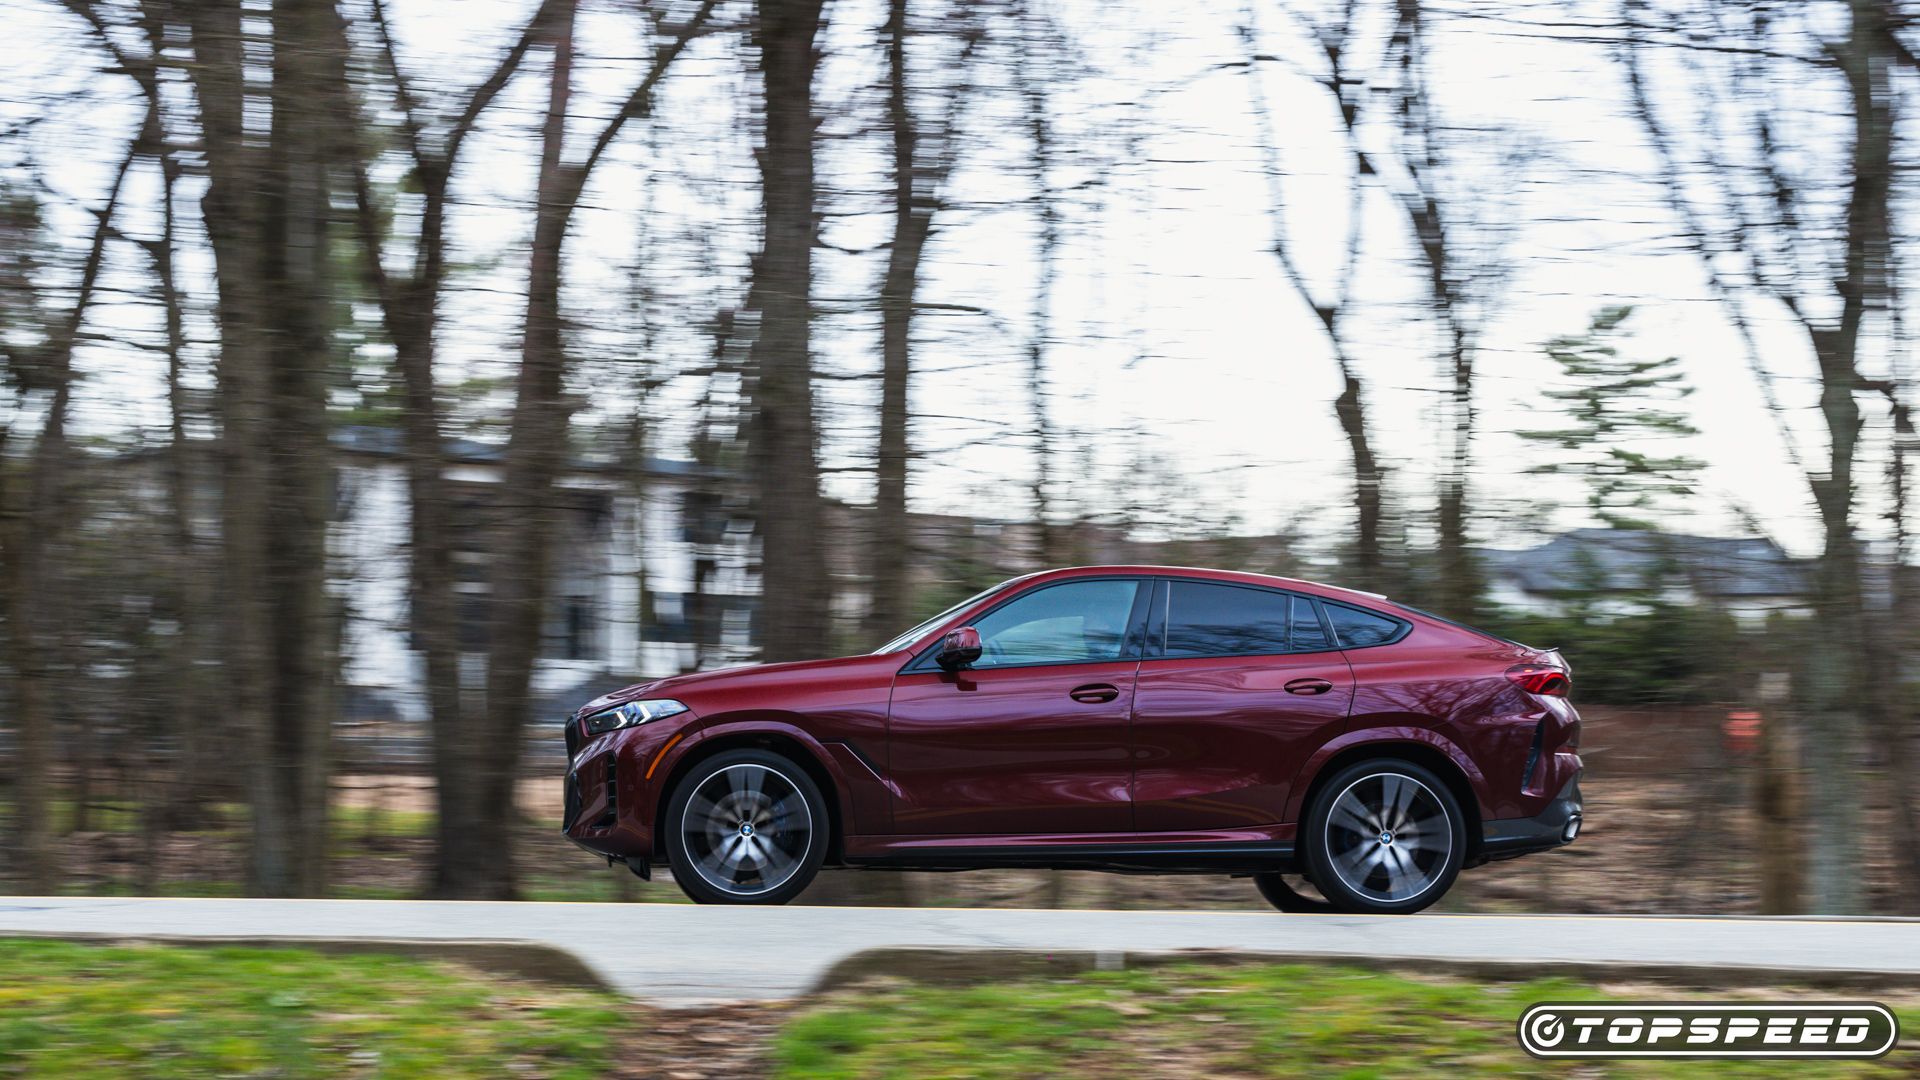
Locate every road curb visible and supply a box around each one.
[814,946,1920,996]
[1,931,616,994]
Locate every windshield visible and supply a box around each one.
[870,578,1022,654]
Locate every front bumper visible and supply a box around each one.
[1477,775,1582,863]
[561,727,660,866]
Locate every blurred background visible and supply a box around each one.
[0,0,1913,916]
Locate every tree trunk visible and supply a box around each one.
[349,0,555,898]
[153,153,219,829]
[258,0,343,896]
[476,0,580,899]
[1877,394,1920,909]
[1021,7,1062,569]
[748,0,831,662]
[1240,9,1387,593]
[185,0,282,894]
[1799,0,1893,915]
[1,129,140,891]
[867,0,923,644]
[1434,325,1480,616]
[187,0,338,896]
[1390,0,1481,617]
[1332,376,1385,591]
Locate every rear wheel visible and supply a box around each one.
[1301,758,1465,915]
[664,749,827,905]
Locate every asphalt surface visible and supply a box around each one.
[3,896,1918,1006]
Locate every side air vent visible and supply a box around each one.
[593,753,619,829]
[562,770,582,832]
[1520,719,1544,794]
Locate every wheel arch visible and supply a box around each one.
[650,722,848,864]
[1289,733,1486,856]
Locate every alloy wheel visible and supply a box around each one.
[679,763,814,897]
[1322,771,1454,904]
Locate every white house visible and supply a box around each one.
[327,427,760,724]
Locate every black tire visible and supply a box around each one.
[664,749,828,905]
[1301,758,1465,915]
[1253,872,1334,913]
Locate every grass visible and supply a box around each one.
[773,962,1920,1079]
[0,939,622,1079]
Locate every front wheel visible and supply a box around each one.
[1301,758,1465,915]
[664,749,827,905]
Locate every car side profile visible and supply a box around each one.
[562,565,1582,914]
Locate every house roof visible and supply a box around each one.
[1484,528,1809,597]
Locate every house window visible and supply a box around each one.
[554,595,597,661]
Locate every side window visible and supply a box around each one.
[970,579,1141,667]
[1324,602,1405,648]
[1289,595,1331,651]
[1164,581,1291,657]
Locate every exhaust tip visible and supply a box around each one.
[1562,815,1582,843]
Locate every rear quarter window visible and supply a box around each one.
[1324,602,1408,648]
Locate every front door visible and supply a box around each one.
[1131,579,1355,831]
[887,577,1149,835]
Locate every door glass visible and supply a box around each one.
[1324,602,1404,647]
[971,579,1141,667]
[1289,596,1331,651]
[1165,581,1292,657]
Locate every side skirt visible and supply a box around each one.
[842,840,1297,875]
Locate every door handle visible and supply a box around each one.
[1285,678,1334,696]
[1069,683,1120,704]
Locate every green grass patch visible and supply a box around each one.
[0,938,622,1078]
[331,805,436,839]
[773,962,1918,1078]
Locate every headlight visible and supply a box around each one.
[581,699,689,736]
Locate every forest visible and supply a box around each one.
[2,0,1918,915]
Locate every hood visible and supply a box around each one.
[572,653,895,715]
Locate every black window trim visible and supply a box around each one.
[901,575,1155,674]
[1320,598,1414,650]
[1140,576,1344,661]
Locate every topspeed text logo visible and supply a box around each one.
[1517,1002,1899,1058]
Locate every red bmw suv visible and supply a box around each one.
[563,566,1582,914]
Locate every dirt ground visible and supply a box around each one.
[49,705,1917,914]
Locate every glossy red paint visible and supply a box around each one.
[1132,650,1354,831]
[889,660,1136,834]
[562,564,1582,882]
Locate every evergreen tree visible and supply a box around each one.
[1521,306,1703,531]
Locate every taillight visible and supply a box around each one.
[1507,663,1570,697]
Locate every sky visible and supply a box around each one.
[0,0,1902,562]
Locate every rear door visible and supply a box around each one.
[1131,578,1354,831]
[887,577,1150,835]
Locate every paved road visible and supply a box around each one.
[3,896,1918,1006]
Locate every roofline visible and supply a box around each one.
[1011,564,1392,604]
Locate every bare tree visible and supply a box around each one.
[866,0,984,643]
[346,0,550,898]
[478,0,719,896]
[1380,0,1522,618]
[0,129,142,890]
[1620,0,1898,912]
[1017,1,1066,570]
[1240,2,1389,591]
[746,0,832,662]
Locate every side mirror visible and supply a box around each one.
[936,626,983,671]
